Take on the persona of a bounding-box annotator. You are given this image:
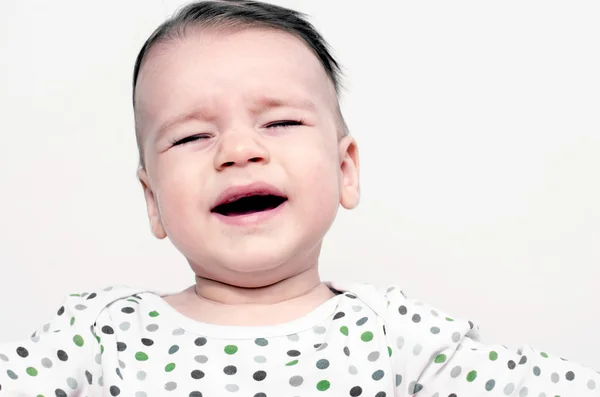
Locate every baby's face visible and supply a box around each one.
[134,27,359,287]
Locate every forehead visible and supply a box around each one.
[134,27,337,134]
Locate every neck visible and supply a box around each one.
[194,266,331,306]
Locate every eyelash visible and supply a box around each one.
[170,119,305,146]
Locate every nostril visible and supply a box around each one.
[249,157,262,163]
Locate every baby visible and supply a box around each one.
[1,1,598,396]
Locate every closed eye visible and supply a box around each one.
[266,119,305,128]
[170,134,212,146]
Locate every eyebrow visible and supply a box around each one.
[155,95,317,138]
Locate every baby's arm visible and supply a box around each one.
[0,293,102,396]
[383,286,600,396]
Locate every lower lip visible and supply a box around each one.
[212,201,287,227]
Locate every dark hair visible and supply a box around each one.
[132,0,347,169]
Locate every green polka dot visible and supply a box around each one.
[388,346,393,357]
[340,326,348,336]
[541,352,548,358]
[149,311,159,317]
[224,345,238,355]
[434,354,447,363]
[70,317,75,326]
[316,380,330,391]
[100,345,104,354]
[73,335,84,347]
[286,359,299,366]
[95,334,101,344]
[165,363,176,372]
[70,293,81,297]
[466,370,477,382]
[446,317,454,321]
[361,331,373,342]
[127,299,139,303]
[36,395,44,397]
[26,367,38,376]
[135,352,149,361]
[489,351,498,361]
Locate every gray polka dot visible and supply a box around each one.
[119,360,126,369]
[368,351,380,362]
[7,370,18,380]
[352,305,362,312]
[165,382,177,391]
[349,365,358,375]
[396,336,404,350]
[485,379,496,391]
[431,309,439,316]
[396,374,402,386]
[195,355,208,364]
[255,338,268,346]
[289,376,303,386]
[450,366,462,378]
[98,376,103,386]
[103,286,113,291]
[533,366,541,376]
[412,344,423,356]
[539,393,546,397]
[31,335,40,343]
[42,358,53,368]
[372,370,385,380]
[519,387,529,397]
[43,323,50,332]
[316,343,328,351]
[503,383,515,395]
[95,353,102,365]
[316,359,329,369]
[588,379,597,389]
[430,327,440,334]
[146,324,159,332]
[0,354,8,362]
[452,332,461,343]
[137,371,147,380]
[119,322,130,331]
[551,373,559,383]
[287,334,299,342]
[225,384,239,392]
[313,326,326,334]
[172,328,185,336]
[254,355,267,364]
[135,392,147,397]
[67,377,78,389]
[356,317,368,326]
[74,304,88,310]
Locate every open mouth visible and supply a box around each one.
[211,194,287,217]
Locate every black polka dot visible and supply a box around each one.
[121,307,135,314]
[110,385,120,396]
[189,392,202,397]
[314,343,323,349]
[85,370,93,384]
[345,294,357,299]
[343,346,350,356]
[224,365,237,375]
[333,311,346,320]
[448,394,457,397]
[55,389,67,397]
[254,393,266,397]
[287,350,301,357]
[57,350,68,361]
[507,360,516,369]
[16,347,28,358]
[519,356,528,365]
[86,293,97,300]
[191,370,205,379]
[412,314,421,323]
[253,370,267,381]
[566,371,575,381]
[398,305,407,315]
[194,337,207,346]
[383,325,386,335]
[468,320,474,329]
[375,392,386,397]
[101,326,114,335]
[57,306,65,316]
[141,338,154,346]
[350,386,362,396]
[116,342,127,352]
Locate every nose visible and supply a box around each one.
[214,130,270,171]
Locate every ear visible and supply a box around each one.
[338,135,360,209]
[137,167,167,239]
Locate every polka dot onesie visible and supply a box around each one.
[1,281,598,396]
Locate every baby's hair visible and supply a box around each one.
[132,0,349,170]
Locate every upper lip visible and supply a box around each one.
[211,182,287,211]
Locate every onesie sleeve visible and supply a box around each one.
[0,291,103,396]
[382,286,600,397]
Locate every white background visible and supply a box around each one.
[0,0,598,369]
